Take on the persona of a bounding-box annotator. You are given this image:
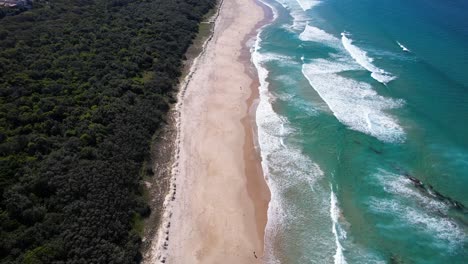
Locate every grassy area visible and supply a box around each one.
[181,1,220,75]
[131,214,145,237]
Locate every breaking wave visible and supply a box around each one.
[341,32,396,84]
[302,59,405,142]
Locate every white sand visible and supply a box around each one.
[143,0,269,263]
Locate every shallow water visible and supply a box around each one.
[254,0,468,263]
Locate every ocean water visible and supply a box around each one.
[253,0,468,263]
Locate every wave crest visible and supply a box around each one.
[302,60,405,143]
[341,32,396,84]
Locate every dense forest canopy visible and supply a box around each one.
[0,0,215,263]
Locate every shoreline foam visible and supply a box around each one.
[241,0,276,254]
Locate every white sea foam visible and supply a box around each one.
[295,0,321,11]
[396,41,411,52]
[275,0,309,31]
[341,33,396,84]
[299,24,339,44]
[292,97,320,117]
[275,90,321,117]
[254,37,323,188]
[273,75,297,86]
[302,61,405,142]
[376,170,449,213]
[253,29,325,264]
[330,189,348,264]
[369,198,466,248]
[296,27,405,142]
[260,52,300,66]
[301,58,360,74]
[369,169,466,249]
[261,0,279,20]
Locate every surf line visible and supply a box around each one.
[396,41,411,52]
[330,184,348,264]
[341,32,396,85]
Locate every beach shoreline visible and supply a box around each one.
[240,0,275,254]
[143,0,271,263]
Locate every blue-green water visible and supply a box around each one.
[253,0,468,263]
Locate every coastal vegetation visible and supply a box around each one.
[0,0,215,263]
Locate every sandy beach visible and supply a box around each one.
[143,0,270,263]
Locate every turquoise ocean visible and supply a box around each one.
[252,0,467,263]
